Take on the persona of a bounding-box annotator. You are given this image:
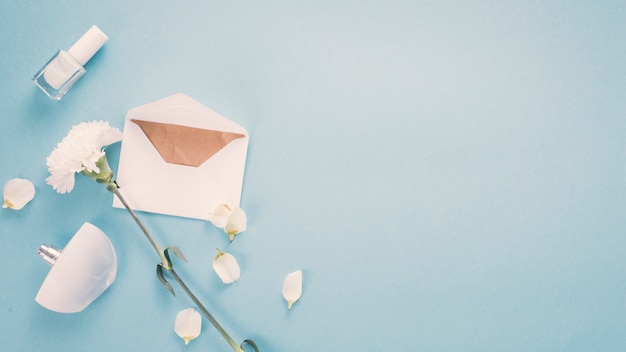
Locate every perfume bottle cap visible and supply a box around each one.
[67,25,108,66]
[38,244,62,265]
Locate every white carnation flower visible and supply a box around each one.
[46,121,122,193]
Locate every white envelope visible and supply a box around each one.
[112,93,249,220]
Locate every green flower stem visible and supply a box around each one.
[168,267,244,352]
[105,181,257,352]
[105,182,170,269]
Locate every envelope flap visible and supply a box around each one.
[127,93,247,135]
[131,119,245,167]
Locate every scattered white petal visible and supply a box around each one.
[46,120,122,194]
[207,204,248,241]
[207,204,232,228]
[282,270,303,310]
[224,206,247,241]
[174,308,202,345]
[3,178,35,210]
[212,249,240,284]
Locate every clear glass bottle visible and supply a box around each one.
[32,25,108,100]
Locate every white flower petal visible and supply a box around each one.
[212,249,240,284]
[45,172,75,194]
[174,308,202,345]
[224,206,247,241]
[207,204,248,242]
[282,270,303,310]
[81,150,105,173]
[3,178,35,210]
[207,204,232,228]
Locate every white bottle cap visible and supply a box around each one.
[67,25,109,66]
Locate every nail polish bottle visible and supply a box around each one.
[35,222,117,313]
[32,25,108,101]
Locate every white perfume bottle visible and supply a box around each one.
[32,25,108,101]
[35,222,117,313]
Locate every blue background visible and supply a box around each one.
[1,1,625,351]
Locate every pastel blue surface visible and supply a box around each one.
[1,1,625,351]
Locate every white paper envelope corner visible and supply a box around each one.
[112,94,249,221]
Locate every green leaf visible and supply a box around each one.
[156,263,175,297]
[161,249,173,269]
[241,339,260,352]
[166,245,188,263]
